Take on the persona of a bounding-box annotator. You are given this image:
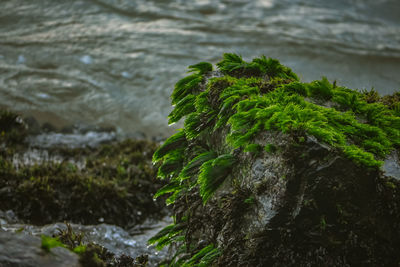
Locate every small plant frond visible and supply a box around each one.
[195,91,213,113]
[182,245,220,267]
[198,154,236,204]
[188,62,213,75]
[307,77,334,100]
[228,108,259,131]
[332,87,362,111]
[252,56,299,80]
[282,81,307,96]
[184,112,203,139]
[216,53,245,73]
[180,151,218,180]
[153,130,187,163]
[166,189,183,205]
[341,145,382,168]
[184,111,217,139]
[264,144,277,153]
[207,76,238,92]
[41,235,65,251]
[228,121,263,148]
[157,149,184,179]
[169,244,188,266]
[360,87,381,103]
[168,94,196,124]
[154,182,182,199]
[220,84,259,101]
[155,234,185,251]
[171,74,203,105]
[148,222,187,250]
[244,143,263,154]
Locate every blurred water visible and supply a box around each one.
[0,0,399,138]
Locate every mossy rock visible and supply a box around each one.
[0,110,28,146]
[149,54,400,266]
[0,136,166,227]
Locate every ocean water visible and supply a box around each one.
[1,0,399,139]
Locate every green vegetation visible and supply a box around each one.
[0,110,27,146]
[264,144,277,153]
[41,235,65,251]
[148,221,186,251]
[0,113,165,226]
[149,53,400,265]
[40,223,149,266]
[198,154,236,204]
[181,245,220,267]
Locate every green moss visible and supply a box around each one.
[198,154,237,204]
[244,143,263,155]
[52,223,148,266]
[264,144,277,153]
[150,54,400,263]
[41,235,65,251]
[188,62,213,75]
[168,94,197,124]
[182,244,220,267]
[0,138,164,226]
[153,130,187,163]
[148,222,186,250]
[171,74,203,105]
[216,53,298,81]
[0,110,27,145]
[307,77,334,100]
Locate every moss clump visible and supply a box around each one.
[0,110,27,146]
[361,89,400,116]
[0,137,165,226]
[149,53,400,265]
[41,223,148,267]
[41,235,65,252]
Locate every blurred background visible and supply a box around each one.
[1,0,399,139]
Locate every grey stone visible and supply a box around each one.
[0,231,80,267]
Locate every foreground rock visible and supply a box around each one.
[0,110,168,266]
[150,55,400,266]
[0,230,79,267]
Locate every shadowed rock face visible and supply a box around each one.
[174,133,400,266]
[0,231,79,267]
[150,55,400,266]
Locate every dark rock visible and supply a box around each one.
[150,54,400,266]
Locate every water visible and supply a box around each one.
[1,0,399,139]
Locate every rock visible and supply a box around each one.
[0,109,166,228]
[0,231,79,267]
[149,54,400,266]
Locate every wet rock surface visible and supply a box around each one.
[0,110,170,266]
[0,230,79,267]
